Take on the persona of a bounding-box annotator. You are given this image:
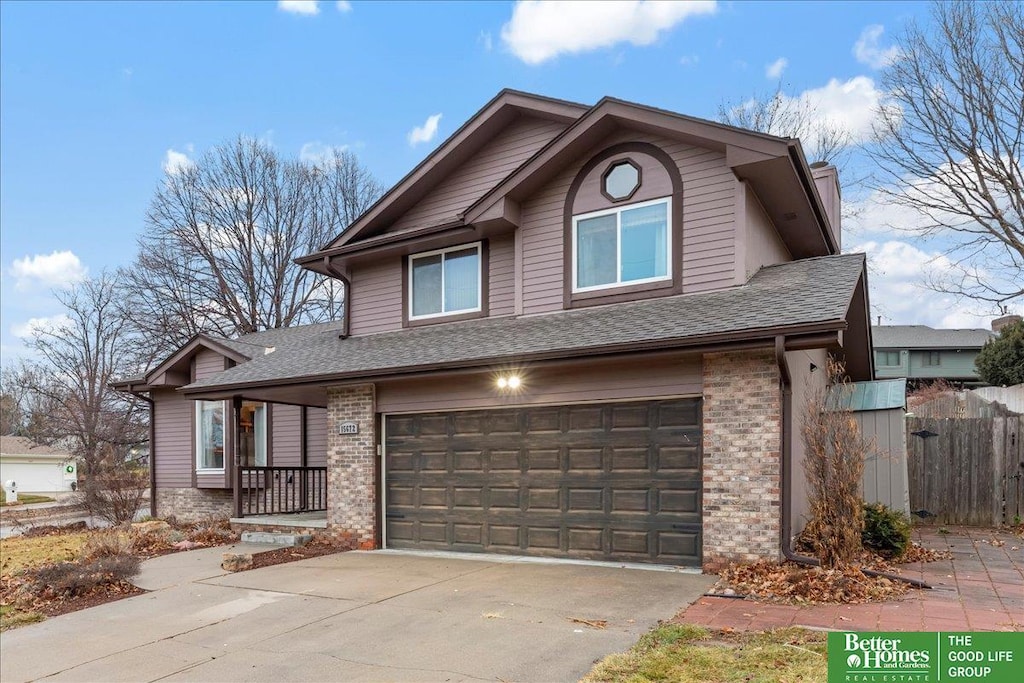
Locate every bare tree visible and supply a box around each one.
[122,137,383,357]
[718,82,853,166]
[20,272,148,476]
[870,1,1023,306]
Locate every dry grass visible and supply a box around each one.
[583,625,827,683]
[0,532,92,575]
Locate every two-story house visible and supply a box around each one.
[873,325,996,387]
[116,91,873,571]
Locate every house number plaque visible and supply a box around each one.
[338,421,359,435]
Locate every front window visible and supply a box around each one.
[409,243,482,319]
[239,401,267,467]
[573,198,670,292]
[196,400,225,470]
[925,351,941,366]
[876,351,901,366]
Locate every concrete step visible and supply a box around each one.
[240,531,312,547]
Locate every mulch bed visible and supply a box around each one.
[246,540,350,571]
[710,541,949,605]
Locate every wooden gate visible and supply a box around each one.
[907,416,1023,526]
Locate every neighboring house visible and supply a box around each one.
[0,436,77,496]
[872,325,996,387]
[117,90,874,571]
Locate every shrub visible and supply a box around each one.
[862,502,912,558]
[29,555,140,597]
[82,464,148,525]
[80,530,133,562]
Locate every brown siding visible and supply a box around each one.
[744,184,791,280]
[305,407,328,467]
[520,128,738,316]
[194,349,226,381]
[376,353,701,414]
[152,388,193,489]
[349,258,403,335]
[488,233,515,317]
[386,116,567,234]
[271,404,302,467]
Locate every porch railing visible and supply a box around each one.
[236,466,327,517]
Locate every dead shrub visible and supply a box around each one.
[907,379,955,409]
[800,360,870,568]
[79,530,133,562]
[83,464,148,525]
[27,555,140,598]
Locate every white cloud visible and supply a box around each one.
[853,24,901,69]
[299,141,349,165]
[11,314,71,339]
[479,30,494,52]
[784,76,891,144]
[849,240,992,328]
[501,0,717,65]
[9,251,88,290]
[278,1,320,16]
[336,1,352,11]
[407,113,442,147]
[765,57,788,79]
[679,54,699,66]
[163,145,194,175]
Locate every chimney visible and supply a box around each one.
[810,162,841,251]
[991,314,1022,333]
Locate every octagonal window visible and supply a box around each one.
[602,160,641,201]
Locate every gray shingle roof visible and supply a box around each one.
[184,253,865,393]
[211,321,348,358]
[872,325,994,350]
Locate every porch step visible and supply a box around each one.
[240,531,312,547]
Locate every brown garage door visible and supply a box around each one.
[384,399,702,565]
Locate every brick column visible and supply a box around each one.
[701,350,782,570]
[326,384,377,550]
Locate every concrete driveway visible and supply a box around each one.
[1,549,712,682]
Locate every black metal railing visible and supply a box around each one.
[236,466,327,517]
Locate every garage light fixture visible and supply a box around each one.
[496,375,521,390]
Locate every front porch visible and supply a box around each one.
[229,509,328,538]
[230,465,329,539]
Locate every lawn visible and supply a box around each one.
[0,530,94,631]
[0,489,56,505]
[583,624,827,683]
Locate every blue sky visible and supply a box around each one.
[0,0,999,364]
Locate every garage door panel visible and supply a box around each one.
[385,398,702,565]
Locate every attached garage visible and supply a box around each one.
[383,398,702,566]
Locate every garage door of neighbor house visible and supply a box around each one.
[384,398,702,565]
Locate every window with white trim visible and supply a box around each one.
[572,197,671,292]
[196,400,225,471]
[409,242,482,319]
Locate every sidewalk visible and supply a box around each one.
[131,542,285,590]
[681,526,1023,632]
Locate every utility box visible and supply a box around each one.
[3,480,17,504]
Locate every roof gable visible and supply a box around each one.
[320,90,586,252]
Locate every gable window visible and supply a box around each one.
[409,243,482,320]
[573,198,671,292]
[196,400,225,471]
[876,351,901,366]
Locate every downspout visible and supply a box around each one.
[774,336,930,589]
[323,256,351,339]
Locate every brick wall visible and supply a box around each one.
[325,384,377,549]
[702,350,782,570]
[158,487,233,521]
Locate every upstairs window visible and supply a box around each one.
[573,198,671,292]
[196,400,225,471]
[409,243,482,320]
[924,351,941,366]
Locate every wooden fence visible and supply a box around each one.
[907,416,1023,526]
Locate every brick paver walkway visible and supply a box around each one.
[681,526,1023,632]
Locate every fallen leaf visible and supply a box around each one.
[569,617,608,629]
